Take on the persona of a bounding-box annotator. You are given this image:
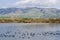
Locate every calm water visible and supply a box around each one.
[0,23,60,40]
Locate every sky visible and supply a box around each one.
[0,0,60,8]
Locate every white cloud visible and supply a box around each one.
[48,0,57,4]
[40,0,57,5]
[46,0,57,5]
[1,6,8,8]
[15,0,58,8]
[16,0,40,5]
[16,0,31,5]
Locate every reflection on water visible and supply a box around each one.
[0,23,60,40]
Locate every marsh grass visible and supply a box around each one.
[0,18,60,23]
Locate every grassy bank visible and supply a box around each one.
[0,18,60,23]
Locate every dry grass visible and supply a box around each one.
[0,18,60,23]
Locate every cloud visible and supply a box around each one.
[15,0,40,6]
[16,0,30,5]
[15,0,58,8]
[48,0,57,4]
[0,6,8,8]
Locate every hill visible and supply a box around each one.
[0,7,60,18]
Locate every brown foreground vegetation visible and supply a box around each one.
[0,18,60,23]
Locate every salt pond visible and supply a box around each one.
[0,23,60,40]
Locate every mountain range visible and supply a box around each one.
[0,7,60,18]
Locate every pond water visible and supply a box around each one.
[0,23,60,40]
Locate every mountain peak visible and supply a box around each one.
[0,7,60,18]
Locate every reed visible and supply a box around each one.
[0,18,60,23]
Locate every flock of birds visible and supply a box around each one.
[0,31,60,39]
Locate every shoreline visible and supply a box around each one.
[0,18,60,23]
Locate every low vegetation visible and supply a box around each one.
[0,18,60,23]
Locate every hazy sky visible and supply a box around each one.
[0,0,60,8]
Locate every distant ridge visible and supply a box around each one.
[0,7,60,18]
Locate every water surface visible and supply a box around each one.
[0,23,60,40]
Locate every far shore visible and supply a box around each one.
[0,18,60,23]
